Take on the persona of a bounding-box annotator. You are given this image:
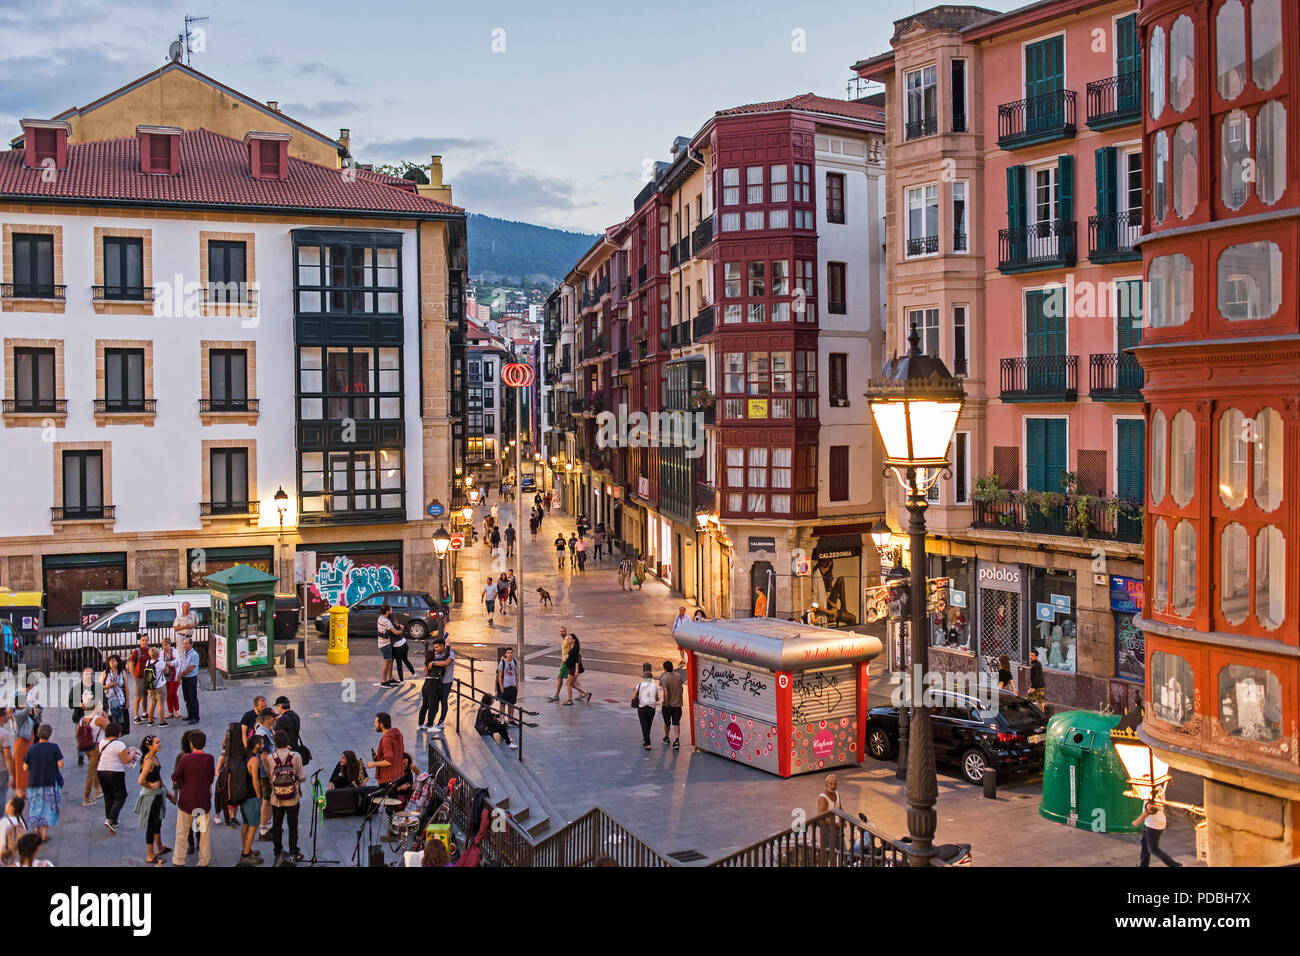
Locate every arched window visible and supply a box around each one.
[1169,16,1195,112]
[1170,410,1196,507]
[1218,241,1282,321]
[1251,0,1283,91]
[1218,407,1248,509]
[1149,25,1167,120]
[1255,526,1285,630]
[1215,1,1246,100]
[1172,520,1197,616]
[1151,409,1167,504]
[1219,522,1249,624]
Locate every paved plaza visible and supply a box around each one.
[23,500,1198,867]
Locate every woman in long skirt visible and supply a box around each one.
[22,724,64,840]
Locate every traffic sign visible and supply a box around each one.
[449,534,465,551]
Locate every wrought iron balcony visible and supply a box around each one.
[1087,211,1142,263]
[691,215,714,254]
[1,283,65,300]
[52,505,115,521]
[92,285,154,301]
[201,286,259,306]
[974,490,1142,543]
[2,398,67,414]
[199,398,260,413]
[905,235,939,257]
[905,115,937,140]
[1088,352,1144,402]
[94,398,157,413]
[1000,355,1078,402]
[952,112,967,133]
[201,500,260,517]
[997,89,1077,149]
[1086,72,1140,130]
[692,305,714,340]
[998,220,1076,272]
[953,230,968,253]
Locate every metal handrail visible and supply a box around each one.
[707,809,912,867]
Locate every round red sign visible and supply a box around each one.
[502,363,534,388]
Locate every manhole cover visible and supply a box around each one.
[668,849,706,863]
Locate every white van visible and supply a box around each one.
[50,593,211,668]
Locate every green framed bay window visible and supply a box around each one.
[293,231,402,316]
[297,345,403,422]
[299,447,405,517]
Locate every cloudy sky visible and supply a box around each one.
[1,0,1016,233]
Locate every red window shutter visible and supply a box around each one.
[259,140,281,179]
[33,128,57,164]
[148,134,171,172]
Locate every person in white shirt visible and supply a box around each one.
[482,577,498,626]
[178,638,202,724]
[96,723,139,833]
[1133,785,1181,867]
[633,664,663,751]
[671,606,689,666]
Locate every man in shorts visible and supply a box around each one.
[495,647,519,721]
[659,661,685,750]
[547,627,571,702]
[483,576,498,626]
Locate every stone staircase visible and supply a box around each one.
[423,693,566,839]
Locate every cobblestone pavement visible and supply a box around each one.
[23,500,1197,867]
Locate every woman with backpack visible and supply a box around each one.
[102,656,129,732]
[143,648,164,726]
[160,637,182,721]
[632,664,663,751]
[133,734,170,865]
[0,795,26,866]
[76,709,106,807]
[215,723,251,830]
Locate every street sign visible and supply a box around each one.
[427,500,445,518]
[449,534,465,551]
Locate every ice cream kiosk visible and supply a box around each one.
[673,617,882,777]
[208,565,278,677]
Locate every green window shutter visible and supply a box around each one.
[1095,147,1118,253]
[1046,419,1068,492]
[1057,154,1075,223]
[1117,279,1142,350]
[1026,418,1046,490]
[1026,36,1065,130]
[1116,15,1141,112]
[1007,165,1027,259]
[1116,419,1145,502]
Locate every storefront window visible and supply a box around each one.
[1170,409,1196,507]
[1152,130,1169,224]
[1218,407,1249,508]
[1218,241,1282,321]
[1169,16,1195,113]
[1148,254,1193,327]
[809,536,863,628]
[1154,518,1170,611]
[1220,522,1250,624]
[1151,651,1194,724]
[1151,410,1167,504]
[1251,0,1283,91]
[1218,664,1282,741]
[1256,101,1286,205]
[1256,525,1285,630]
[1111,576,1145,682]
[977,563,1023,665]
[1172,122,1198,219]
[929,555,972,650]
[1150,25,1166,120]
[1221,109,1251,209]
[1254,407,1283,511]
[1172,520,1197,616]
[1215,1,1246,100]
[1029,568,1076,673]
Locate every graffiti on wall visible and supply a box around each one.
[311,556,399,607]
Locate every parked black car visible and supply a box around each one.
[313,590,443,641]
[863,689,1047,784]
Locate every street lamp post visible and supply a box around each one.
[865,323,965,867]
[872,518,911,781]
[432,525,450,639]
[274,486,289,590]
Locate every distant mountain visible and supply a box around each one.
[467,214,598,285]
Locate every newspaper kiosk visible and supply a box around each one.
[673,617,882,777]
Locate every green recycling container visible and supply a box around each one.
[1039,710,1145,834]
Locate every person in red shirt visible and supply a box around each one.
[366,712,404,787]
[128,634,150,724]
[171,729,216,866]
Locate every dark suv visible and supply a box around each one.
[313,590,443,642]
[863,689,1047,784]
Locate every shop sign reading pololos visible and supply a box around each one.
[978,562,1022,592]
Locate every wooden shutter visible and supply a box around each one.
[1026,419,1046,490]
[1046,420,1068,492]
[1057,154,1075,224]
[1117,279,1142,350]
[1095,147,1118,253]
[993,446,1020,490]
[1116,420,1145,502]
[829,446,849,501]
[1007,165,1027,259]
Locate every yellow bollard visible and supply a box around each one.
[327,604,350,664]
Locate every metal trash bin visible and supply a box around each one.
[1039,710,1144,833]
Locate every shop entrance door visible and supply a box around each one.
[978,589,1022,668]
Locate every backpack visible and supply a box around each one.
[75,719,96,753]
[270,751,299,801]
[143,660,157,686]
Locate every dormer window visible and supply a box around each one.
[244,131,291,181]
[21,119,70,171]
[137,126,181,175]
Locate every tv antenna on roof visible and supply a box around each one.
[170,14,210,66]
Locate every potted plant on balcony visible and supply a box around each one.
[589,391,605,414]
[688,387,714,410]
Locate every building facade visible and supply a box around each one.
[1135,0,1299,865]
[0,71,466,625]
[858,0,1148,709]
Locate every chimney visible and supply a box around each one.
[267,100,279,112]
[429,154,443,188]
[243,130,292,181]
[137,125,182,175]
[21,119,71,171]
[417,153,453,205]
[338,128,351,152]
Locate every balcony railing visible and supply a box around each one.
[1087,211,1142,263]
[952,112,967,133]
[200,500,260,517]
[617,348,631,371]
[905,235,939,257]
[953,230,968,253]
[1,283,66,300]
[693,305,715,340]
[1086,72,1141,130]
[52,505,115,522]
[2,398,67,414]
[1000,355,1078,402]
[1088,352,1144,401]
[691,215,714,254]
[905,115,937,140]
[670,322,693,347]
[92,285,154,302]
[637,339,648,362]
[201,286,259,306]
[94,398,157,413]
[997,89,1077,149]
[974,491,1142,543]
[669,243,681,269]
[621,276,632,297]
[998,220,1076,272]
[199,398,260,413]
